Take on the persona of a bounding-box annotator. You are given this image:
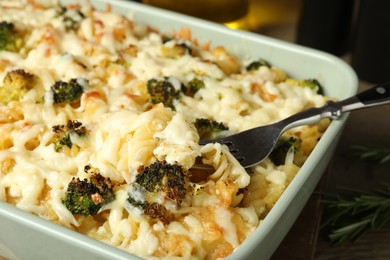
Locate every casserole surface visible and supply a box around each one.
[0,0,358,259]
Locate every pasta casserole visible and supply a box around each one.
[0,1,330,259]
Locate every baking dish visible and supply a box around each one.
[0,0,358,259]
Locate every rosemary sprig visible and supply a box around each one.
[349,145,390,164]
[321,144,390,244]
[321,186,390,244]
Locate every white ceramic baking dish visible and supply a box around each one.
[0,0,358,259]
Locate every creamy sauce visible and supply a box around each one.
[0,1,329,259]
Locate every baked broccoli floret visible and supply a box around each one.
[0,21,23,52]
[62,165,115,216]
[188,78,205,94]
[136,160,188,204]
[3,69,35,90]
[127,160,190,224]
[194,118,229,140]
[143,202,174,225]
[246,59,271,71]
[56,6,85,31]
[300,79,324,95]
[52,119,88,151]
[146,77,180,108]
[182,78,205,97]
[161,35,175,44]
[127,183,174,225]
[285,78,324,95]
[0,69,36,104]
[50,78,86,105]
[269,136,301,166]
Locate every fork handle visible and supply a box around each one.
[280,81,390,130]
[338,81,390,111]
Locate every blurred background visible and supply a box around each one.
[132,0,390,259]
[137,0,390,84]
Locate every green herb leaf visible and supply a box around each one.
[321,185,390,244]
[349,145,390,164]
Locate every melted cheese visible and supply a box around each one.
[0,1,330,259]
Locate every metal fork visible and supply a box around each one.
[200,82,390,167]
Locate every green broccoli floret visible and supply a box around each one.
[285,78,324,95]
[194,118,229,140]
[127,183,175,225]
[52,119,88,151]
[269,136,301,166]
[56,6,85,31]
[182,78,205,97]
[50,78,86,105]
[246,59,271,71]
[300,79,324,95]
[188,78,205,93]
[0,21,23,52]
[62,165,115,216]
[127,160,190,224]
[0,69,36,104]
[3,69,35,90]
[136,160,188,204]
[146,77,180,108]
[161,35,175,44]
